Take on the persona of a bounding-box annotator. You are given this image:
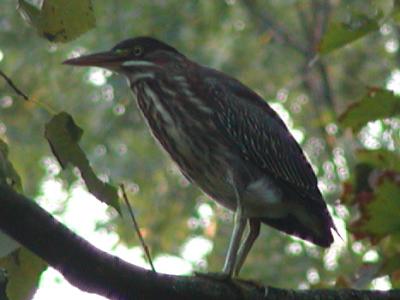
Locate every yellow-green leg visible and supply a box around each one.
[234,219,260,276]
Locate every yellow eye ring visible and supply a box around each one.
[132,46,143,56]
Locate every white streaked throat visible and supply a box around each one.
[122,60,156,67]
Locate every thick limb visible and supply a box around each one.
[234,219,261,276]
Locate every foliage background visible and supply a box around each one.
[0,0,399,299]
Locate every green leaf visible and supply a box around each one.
[351,177,400,243]
[393,0,400,22]
[0,248,47,300]
[0,141,23,264]
[380,255,400,287]
[45,112,121,213]
[0,139,22,192]
[0,231,20,259]
[339,87,400,132]
[357,149,400,172]
[319,12,381,54]
[0,268,8,300]
[18,0,96,43]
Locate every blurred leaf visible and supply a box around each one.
[18,0,95,42]
[392,271,400,288]
[393,0,400,22]
[353,164,375,194]
[339,87,400,132]
[0,140,24,260]
[352,263,382,288]
[335,275,351,288]
[0,248,47,300]
[0,231,20,259]
[0,268,9,300]
[340,163,375,207]
[45,112,120,213]
[340,182,355,205]
[350,176,400,243]
[0,139,22,192]
[319,12,381,54]
[380,255,400,286]
[357,149,400,172]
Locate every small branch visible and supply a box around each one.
[311,0,331,45]
[316,60,336,113]
[0,70,29,101]
[294,1,338,181]
[0,184,399,299]
[119,183,156,272]
[395,25,400,66]
[0,69,57,114]
[296,2,313,45]
[240,0,308,55]
[305,0,332,67]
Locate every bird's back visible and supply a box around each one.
[195,66,335,247]
[131,59,335,247]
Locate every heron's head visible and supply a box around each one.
[63,36,183,80]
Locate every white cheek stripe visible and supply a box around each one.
[122,60,156,67]
[130,72,155,82]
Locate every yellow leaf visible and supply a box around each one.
[18,0,96,43]
[0,248,47,300]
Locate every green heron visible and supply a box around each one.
[64,37,336,277]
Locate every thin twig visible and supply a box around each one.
[0,70,29,100]
[240,0,308,55]
[0,69,57,114]
[119,183,156,272]
[296,2,313,45]
[312,0,331,45]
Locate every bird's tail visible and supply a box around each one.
[261,196,336,247]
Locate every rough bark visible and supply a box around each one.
[0,184,399,300]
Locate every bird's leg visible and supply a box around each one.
[234,219,261,276]
[222,173,247,277]
[222,207,246,276]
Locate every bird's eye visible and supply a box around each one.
[132,46,143,56]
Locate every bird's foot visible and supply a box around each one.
[194,272,266,293]
[233,277,265,289]
[194,271,232,282]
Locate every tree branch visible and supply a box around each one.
[240,0,308,55]
[295,2,313,45]
[311,0,331,46]
[0,70,29,101]
[0,184,399,300]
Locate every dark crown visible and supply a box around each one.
[112,36,181,55]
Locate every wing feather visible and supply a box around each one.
[193,68,335,246]
[205,73,319,196]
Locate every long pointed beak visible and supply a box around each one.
[63,51,123,69]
